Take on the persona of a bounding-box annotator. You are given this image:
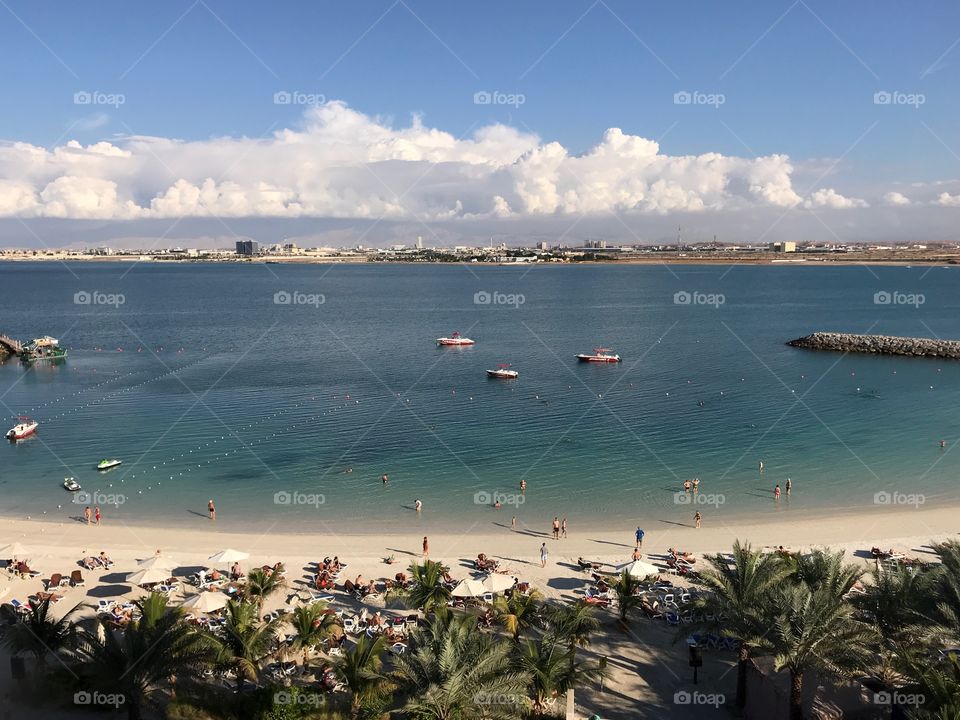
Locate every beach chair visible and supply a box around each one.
[342,617,357,634]
[664,612,681,626]
[482,592,494,604]
[70,570,86,587]
[390,642,407,655]
[44,573,64,590]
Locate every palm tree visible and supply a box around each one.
[929,541,960,642]
[1,597,83,672]
[850,564,934,644]
[790,548,863,597]
[404,560,452,613]
[692,540,794,708]
[334,633,390,719]
[75,592,217,720]
[494,589,544,642]
[289,601,340,664]
[612,570,642,626]
[392,612,529,720]
[543,601,600,651]
[761,583,878,720]
[214,598,281,690]
[244,567,284,611]
[515,633,602,718]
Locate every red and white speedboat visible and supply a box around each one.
[6,417,38,440]
[436,331,475,347]
[576,347,622,363]
[486,363,518,379]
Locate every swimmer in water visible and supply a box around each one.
[785,478,792,495]
[382,474,388,485]
[941,440,947,449]
[774,484,781,500]
[683,479,692,492]
[520,479,527,492]
[692,478,700,492]
[759,461,764,473]
[414,499,422,513]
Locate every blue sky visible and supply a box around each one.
[1,1,959,245]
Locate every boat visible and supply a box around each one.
[486,363,519,379]
[63,477,81,492]
[97,459,122,471]
[19,336,67,362]
[436,331,475,346]
[576,347,622,363]
[6,417,38,440]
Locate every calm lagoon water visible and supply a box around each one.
[0,261,957,533]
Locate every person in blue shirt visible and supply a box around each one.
[635,527,645,548]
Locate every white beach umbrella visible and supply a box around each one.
[137,555,178,570]
[182,591,228,613]
[208,549,249,564]
[451,579,487,598]
[481,574,515,593]
[616,559,660,579]
[0,542,32,558]
[127,567,170,586]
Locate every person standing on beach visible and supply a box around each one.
[84,506,92,525]
[635,527,645,548]
[208,499,216,521]
[774,484,781,501]
[511,516,516,530]
[422,536,429,557]
[694,511,702,529]
[552,517,560,539]
[95,505,102,526]
[539,542,548,568]
[560,517,567,538]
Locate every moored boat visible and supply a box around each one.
[576,347,621,363]
[6,417,38,440]
[97,458,122,471]
[19,336,67,362]
[63,477,81,492]
[437,331,475,346]
[486,363,518,379]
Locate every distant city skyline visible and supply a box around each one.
[0,1,959,246]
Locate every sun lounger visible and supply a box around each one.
[70,570,85,587]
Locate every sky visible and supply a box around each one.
[1,0,959,247]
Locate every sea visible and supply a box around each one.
[0,260,957,535]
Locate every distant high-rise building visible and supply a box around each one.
[537,241,549,251]
[235,240,260,256]
[415,236,424,249]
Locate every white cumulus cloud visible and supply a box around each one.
[803,188,868,209]
[882,191,911,206]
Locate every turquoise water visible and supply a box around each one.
[0,261,958,533]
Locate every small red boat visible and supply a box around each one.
[437,331,475,347]
[6,417,38,440]
[576,347,621,363]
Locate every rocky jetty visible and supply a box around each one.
[787,332,960,359]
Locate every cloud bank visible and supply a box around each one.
[0,101,930,226]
